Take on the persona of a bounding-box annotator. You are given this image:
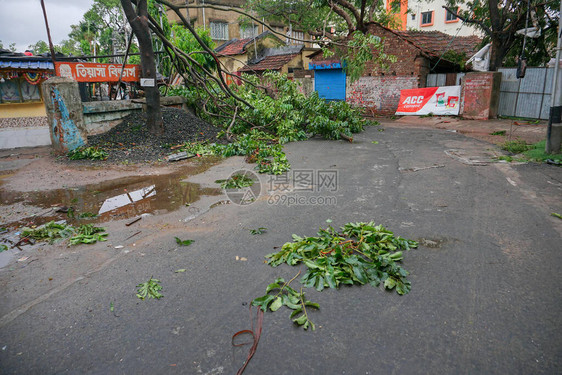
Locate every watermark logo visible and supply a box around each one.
[267,169,338,206]
[223,169,261,205]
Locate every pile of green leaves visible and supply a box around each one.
[21,221,107,246]
[68,146,108,161]
[168,72,376,174]
[136,277,163,300]
[266,222,418,295]
[216,173,255,189]
[501,139,530,154]
[180,130,290,175]
[252,276,319,330]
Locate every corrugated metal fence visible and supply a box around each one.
[427,68,562,120]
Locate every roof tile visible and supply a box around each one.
[239,53,299,72]
[395,30,481,57]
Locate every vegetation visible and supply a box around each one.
[68,146,109,161]
[249,227,267,235]
[501,139,531,154]
[175,237,194,246]
[253,222,418,329]
[21,221,107,245]
[444,0,560,70]
[523,140,562,162]
[136,277,163,300]
[170,72,373,174]
[216,173,255,189]
[252,275,319,331]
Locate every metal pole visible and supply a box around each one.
[40,0,57,68]
[545,0,562,154]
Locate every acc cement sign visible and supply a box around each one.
[396,86,461,116]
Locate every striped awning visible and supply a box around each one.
[0,60,54,70]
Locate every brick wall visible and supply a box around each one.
[347,76,418,115]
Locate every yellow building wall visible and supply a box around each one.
[0,102,46,118]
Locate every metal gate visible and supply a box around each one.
[497,67,559,120]
[314,69,346,101]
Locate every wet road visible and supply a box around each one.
[0,125,561,374]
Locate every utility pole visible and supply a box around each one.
[40,0,57,67]
[546,0,562,154]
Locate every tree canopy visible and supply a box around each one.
[444,0,560,70]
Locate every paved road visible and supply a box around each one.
[1,125,561,374]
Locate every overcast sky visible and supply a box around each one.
[0,0,94,52]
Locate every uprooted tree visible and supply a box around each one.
[116,0,396,165]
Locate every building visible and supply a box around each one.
[308,22,481,114]
[166,0,311,48]
[386,0,480,37]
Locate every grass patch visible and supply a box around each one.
[523,140,562,162]
[490,130,507,136]
[501,139,531,154]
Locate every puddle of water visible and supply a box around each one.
[0,157,223,229]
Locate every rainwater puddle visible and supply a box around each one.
[0,160,223,229]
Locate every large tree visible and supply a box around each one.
[443,0,560,70]
[121,0,163,134]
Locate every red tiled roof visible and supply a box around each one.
[395,30,481,57]
[239,53,299,72]
[216,38,252,56]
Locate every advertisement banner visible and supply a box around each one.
[395,86,461,116]
[55,62,140,83]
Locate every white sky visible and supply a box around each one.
[0,0,94,52]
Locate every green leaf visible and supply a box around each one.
[293,314,307,325]
[266,282,281,293]
[384,277,397,290]
[175,269,187,273]
[175,237,194,246]
[270,297,283,312]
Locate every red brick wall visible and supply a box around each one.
[347,76,418,115]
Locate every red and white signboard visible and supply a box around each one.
[395,86,461,116]
[55,62,140,83]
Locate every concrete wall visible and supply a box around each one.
[294,77,314,96]
[347,76,419,115]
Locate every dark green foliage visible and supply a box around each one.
[68,146,108,161]
[169,72,375,174]
[490,130,507,136]
[21,221,107,245]
[249,227,267,235]
[266,222,418,295]
[501,139,530,154]
[252,276,319,330]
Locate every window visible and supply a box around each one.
[445,9,459,23]
[421,11,433,26]
[240,24,258,39]
[210,22,229,40]
[291,30,304,44]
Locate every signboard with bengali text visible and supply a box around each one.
[395,86,461,116]
[55,62,140,83]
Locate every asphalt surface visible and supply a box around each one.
[1,125,561,374]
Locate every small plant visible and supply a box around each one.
[252,274,319,331]
[136,277,163,300]
[490,130,507,136]
[68,146,108,161]
[501,139,530,154]
[249,227,267,235]
[0,244,8,252]
[216,173,255,189]
[552,213,562,220]
[175,237,194,246]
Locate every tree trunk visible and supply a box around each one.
[120,0,163,135]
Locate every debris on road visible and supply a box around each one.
[125,217,142,226]
[136,277,163,300]
[166,152,196,162]
[249,227,267,235]
[20,221,108,246]
[252,272,319,331]
[399,164,445,173]
[174,237,194,246]
[232,306,263,375]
